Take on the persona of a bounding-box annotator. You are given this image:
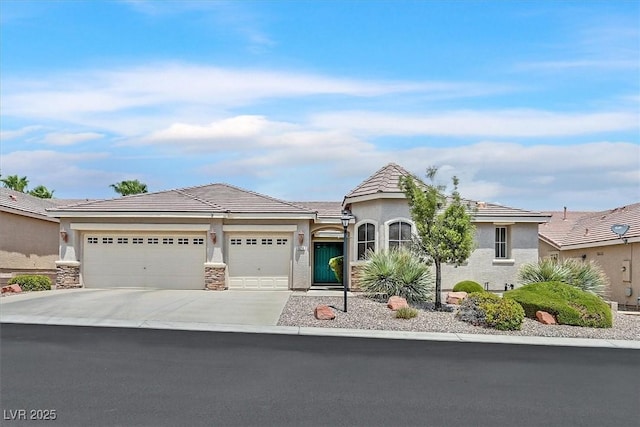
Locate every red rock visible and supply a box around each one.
[446,291,468,305]
[314,305,336,320]
[1,284,22,294]
[536,311,556,325]
[387,296,409,311]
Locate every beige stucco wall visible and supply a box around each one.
[346,198,542,291]
[542,242,639,307]
[0,211,59,271]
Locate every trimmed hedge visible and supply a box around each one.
[452,280,484,293]
[7,275,52,292]
[456,292,524,331]
[504,281,612,328]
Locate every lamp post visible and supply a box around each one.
[341,210,352,312]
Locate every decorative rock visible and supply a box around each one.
[387,296,409,311]
[1,284,22,294]
[314,305,336,320]
[536,311,556,325]
[446,291,468,305]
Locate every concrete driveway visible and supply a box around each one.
[0,288,292,328]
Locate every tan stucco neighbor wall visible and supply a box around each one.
[0,211,59,272]
[541,241,639,307]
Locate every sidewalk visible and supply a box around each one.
[1,289,639,349]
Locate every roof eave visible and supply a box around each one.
[0,206,60,223]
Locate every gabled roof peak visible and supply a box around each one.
[345,163,416,199]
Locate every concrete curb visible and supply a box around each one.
[2,314,639,349]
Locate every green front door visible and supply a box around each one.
[313,242,343,283]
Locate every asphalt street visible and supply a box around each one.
[1,324,638,427]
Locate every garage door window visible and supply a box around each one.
[88,237,98,244]
[117,237,129,244]
[246,238,257,245]
[276,238,288,245]
[262,238,273,245]
[132,238,144,244]
[102,237,113,244]
[193,238,204,245]
[163,238,174,245]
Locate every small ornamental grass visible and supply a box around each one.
[456,292,524,331]
[395,306,418,319]
[358,249,434,304]
[504,281,612,328]
[452,280,484,293]
[518,258,608,297]
[7,275,52,292]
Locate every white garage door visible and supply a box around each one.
[83,233,206,289]
[227,234,291,289]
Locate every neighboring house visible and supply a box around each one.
[48,163,549,292]
[539,204,640,307]
[344,164,550,292]
[0,188,63,284]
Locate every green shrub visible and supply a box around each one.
[518,258,608,297]
[456,292,501,326]
[452,280,484,293]
[395,307,418,319]
[484,298,525,331]
[358,249,434,304]
[8,275,52,292]
[504,281,612,328]
[328,256,343,283]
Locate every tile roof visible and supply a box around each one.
[539,203,640,248]
[48,183,315,215]
[294,201,343,218]
[1,187,61,220]
[344,163,416,199]
[345,163,548,220]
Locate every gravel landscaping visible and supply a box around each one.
[278,294,640,341]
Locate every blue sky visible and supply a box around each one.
[1,0,638,211]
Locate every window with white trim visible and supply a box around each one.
[388,221,412,250]
[495,227,508,259]
[357,223,376,260]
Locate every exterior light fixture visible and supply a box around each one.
[340,209,353,312]
[60,231,68,243]
[297,231,305,245]
[611,224,630,244]
[209,230,217,244]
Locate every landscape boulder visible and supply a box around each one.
[536,310,557,325]
[1,284,22,294]
[314,305,336,320]
[446,291,468,305]
[387,296,409,311]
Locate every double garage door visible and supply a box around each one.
[83,233,206,289]
[226,233,291,289]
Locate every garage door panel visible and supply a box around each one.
[83,233,205,290]
[227,234,291,289]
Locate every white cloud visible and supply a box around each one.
[0,63,508,135]
[42,132,104,146]
[311,110,638,137]
[0,125,43,140]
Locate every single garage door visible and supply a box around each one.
[83,233,206,289]
[227,234,291,289]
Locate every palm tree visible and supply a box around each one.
[28,185,55,199]
[1,175,29,192]
[110,180,148,196]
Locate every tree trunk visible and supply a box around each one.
[434,260,442,310]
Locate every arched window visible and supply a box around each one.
[388,221,412,250]
[357,223,376,260]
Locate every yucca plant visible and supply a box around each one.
[518,258,608,297]
[358,249,434,304]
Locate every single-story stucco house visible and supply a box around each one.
[539,203,640,307]
[0,188,62,285]
[48,163,550,292]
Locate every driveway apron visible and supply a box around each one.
[0,289,292,326]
